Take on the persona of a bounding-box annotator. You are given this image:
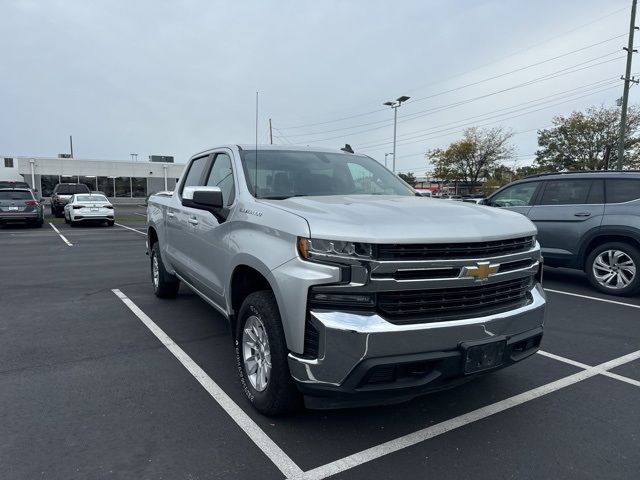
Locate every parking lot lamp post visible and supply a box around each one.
[163,164,168,191]
[29,159,36,191]
[383,96,410,173]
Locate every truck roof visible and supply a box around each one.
[191,144,356,158]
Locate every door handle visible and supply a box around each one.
[167,212,175,218]
[574,212,591,217]
[188,217,199,225]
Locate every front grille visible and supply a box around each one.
[377,277,533,323]
[376,236,534,260]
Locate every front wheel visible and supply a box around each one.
[150,242,179,298]
[586,242,640,296]
[236,291,300,415]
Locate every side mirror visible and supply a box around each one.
[182,186,223,211]
[479,198,489,206]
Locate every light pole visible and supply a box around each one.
[383,95,410,173]
[384,153,393,168]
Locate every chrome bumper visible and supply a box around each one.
[288,283,546,387]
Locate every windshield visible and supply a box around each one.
[76,195,108,202]
[239,150,414,199]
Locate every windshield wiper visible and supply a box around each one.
[258,194,309,200]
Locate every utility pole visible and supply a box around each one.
[617,0,639,170]
[69,135,74,158]
[269,118,273,145]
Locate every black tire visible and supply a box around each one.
[235,291,301,415]
[69,219,77,227]
[107,220,114,227]
[64,214,70,224]
[32,219,43,228]
[585,241,640,296]
[50,205,55,216]
[150,242,179,298]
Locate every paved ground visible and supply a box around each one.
[1,212,639,479]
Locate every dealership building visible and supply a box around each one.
[1,155,185,198]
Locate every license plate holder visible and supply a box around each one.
[461,337,506,374]
[8,206,19,211]
[90,207,99,211]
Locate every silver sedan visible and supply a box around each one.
[63,194,115,226]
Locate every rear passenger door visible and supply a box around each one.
[527,178,604,266]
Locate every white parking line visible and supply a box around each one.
[538,350,640,388]
[111,289,303,479]
[48,222,72,246]
[114,223,147,236]
[298,348,640,480]
[544,288,640,310]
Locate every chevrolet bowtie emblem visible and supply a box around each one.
[464,261,500,281]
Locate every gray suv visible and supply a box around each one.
[485,171,640,296]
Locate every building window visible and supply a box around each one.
[97,177,114,197]
[79,176,98,193]
[115,177,131,197]
[131,177,147,197]
[4,158,13,168]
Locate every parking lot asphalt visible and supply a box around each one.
[1,213,639,479]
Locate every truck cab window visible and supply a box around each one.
[206,153,235,206]
[181,156,210,193]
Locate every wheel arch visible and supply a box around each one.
[579,227,640,269]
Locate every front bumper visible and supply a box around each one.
[288,283,546,409]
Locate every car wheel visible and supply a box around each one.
[236,291,301,415]
[64,213,70,224]
[107,220,114,227]
[586,242,640,296]
[33,219,43,228]
[150,242,179,298]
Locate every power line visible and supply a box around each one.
[280,36,625,139]
[360,77,619,147]
[296,55,623,145]
[360,83,620,152]
[277,10,628,131]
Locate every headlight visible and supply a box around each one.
[298,237,373,261]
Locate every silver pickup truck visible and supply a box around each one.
[146,145,546,414]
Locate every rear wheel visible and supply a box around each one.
[586,242,640,296]
[150,242,179,298]
[32,218,43,228]
[107,220,114,227]
[236,291,300,415]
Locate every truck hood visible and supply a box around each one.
[261,195,536,243]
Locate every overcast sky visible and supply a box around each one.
[0,0,635,175]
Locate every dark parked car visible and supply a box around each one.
[484,171,640,296]
[0,188,44,227]
[50,183,91,217]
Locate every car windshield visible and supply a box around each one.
[0,190,32,200]
[239,150,415,199]
[56,184,90,194]
[76,195,108,202]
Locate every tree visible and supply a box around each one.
[428,127,515,185]
[398,172,417,186]
[535,105,640,171]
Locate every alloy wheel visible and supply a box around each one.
[592,249,636,290]
[242,315,271,392]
